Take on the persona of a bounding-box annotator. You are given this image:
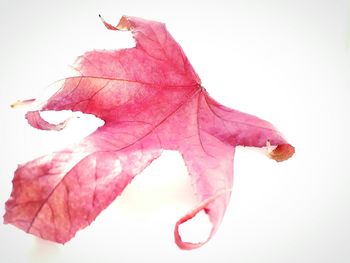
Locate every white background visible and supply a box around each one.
[1,0,350,262]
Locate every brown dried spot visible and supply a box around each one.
[269,144,295,162]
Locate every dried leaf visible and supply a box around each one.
[4,15,294,249]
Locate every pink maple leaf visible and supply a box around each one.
[4,15,294,249]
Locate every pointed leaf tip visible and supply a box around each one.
[99,15,131,31]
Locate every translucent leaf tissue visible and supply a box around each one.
[4,15,294,250]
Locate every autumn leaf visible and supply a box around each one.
[4,15,294,249]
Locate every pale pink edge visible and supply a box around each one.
[25,111,68,131]
[174,189,230,250]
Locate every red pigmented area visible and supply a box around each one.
[4,15,294,249]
